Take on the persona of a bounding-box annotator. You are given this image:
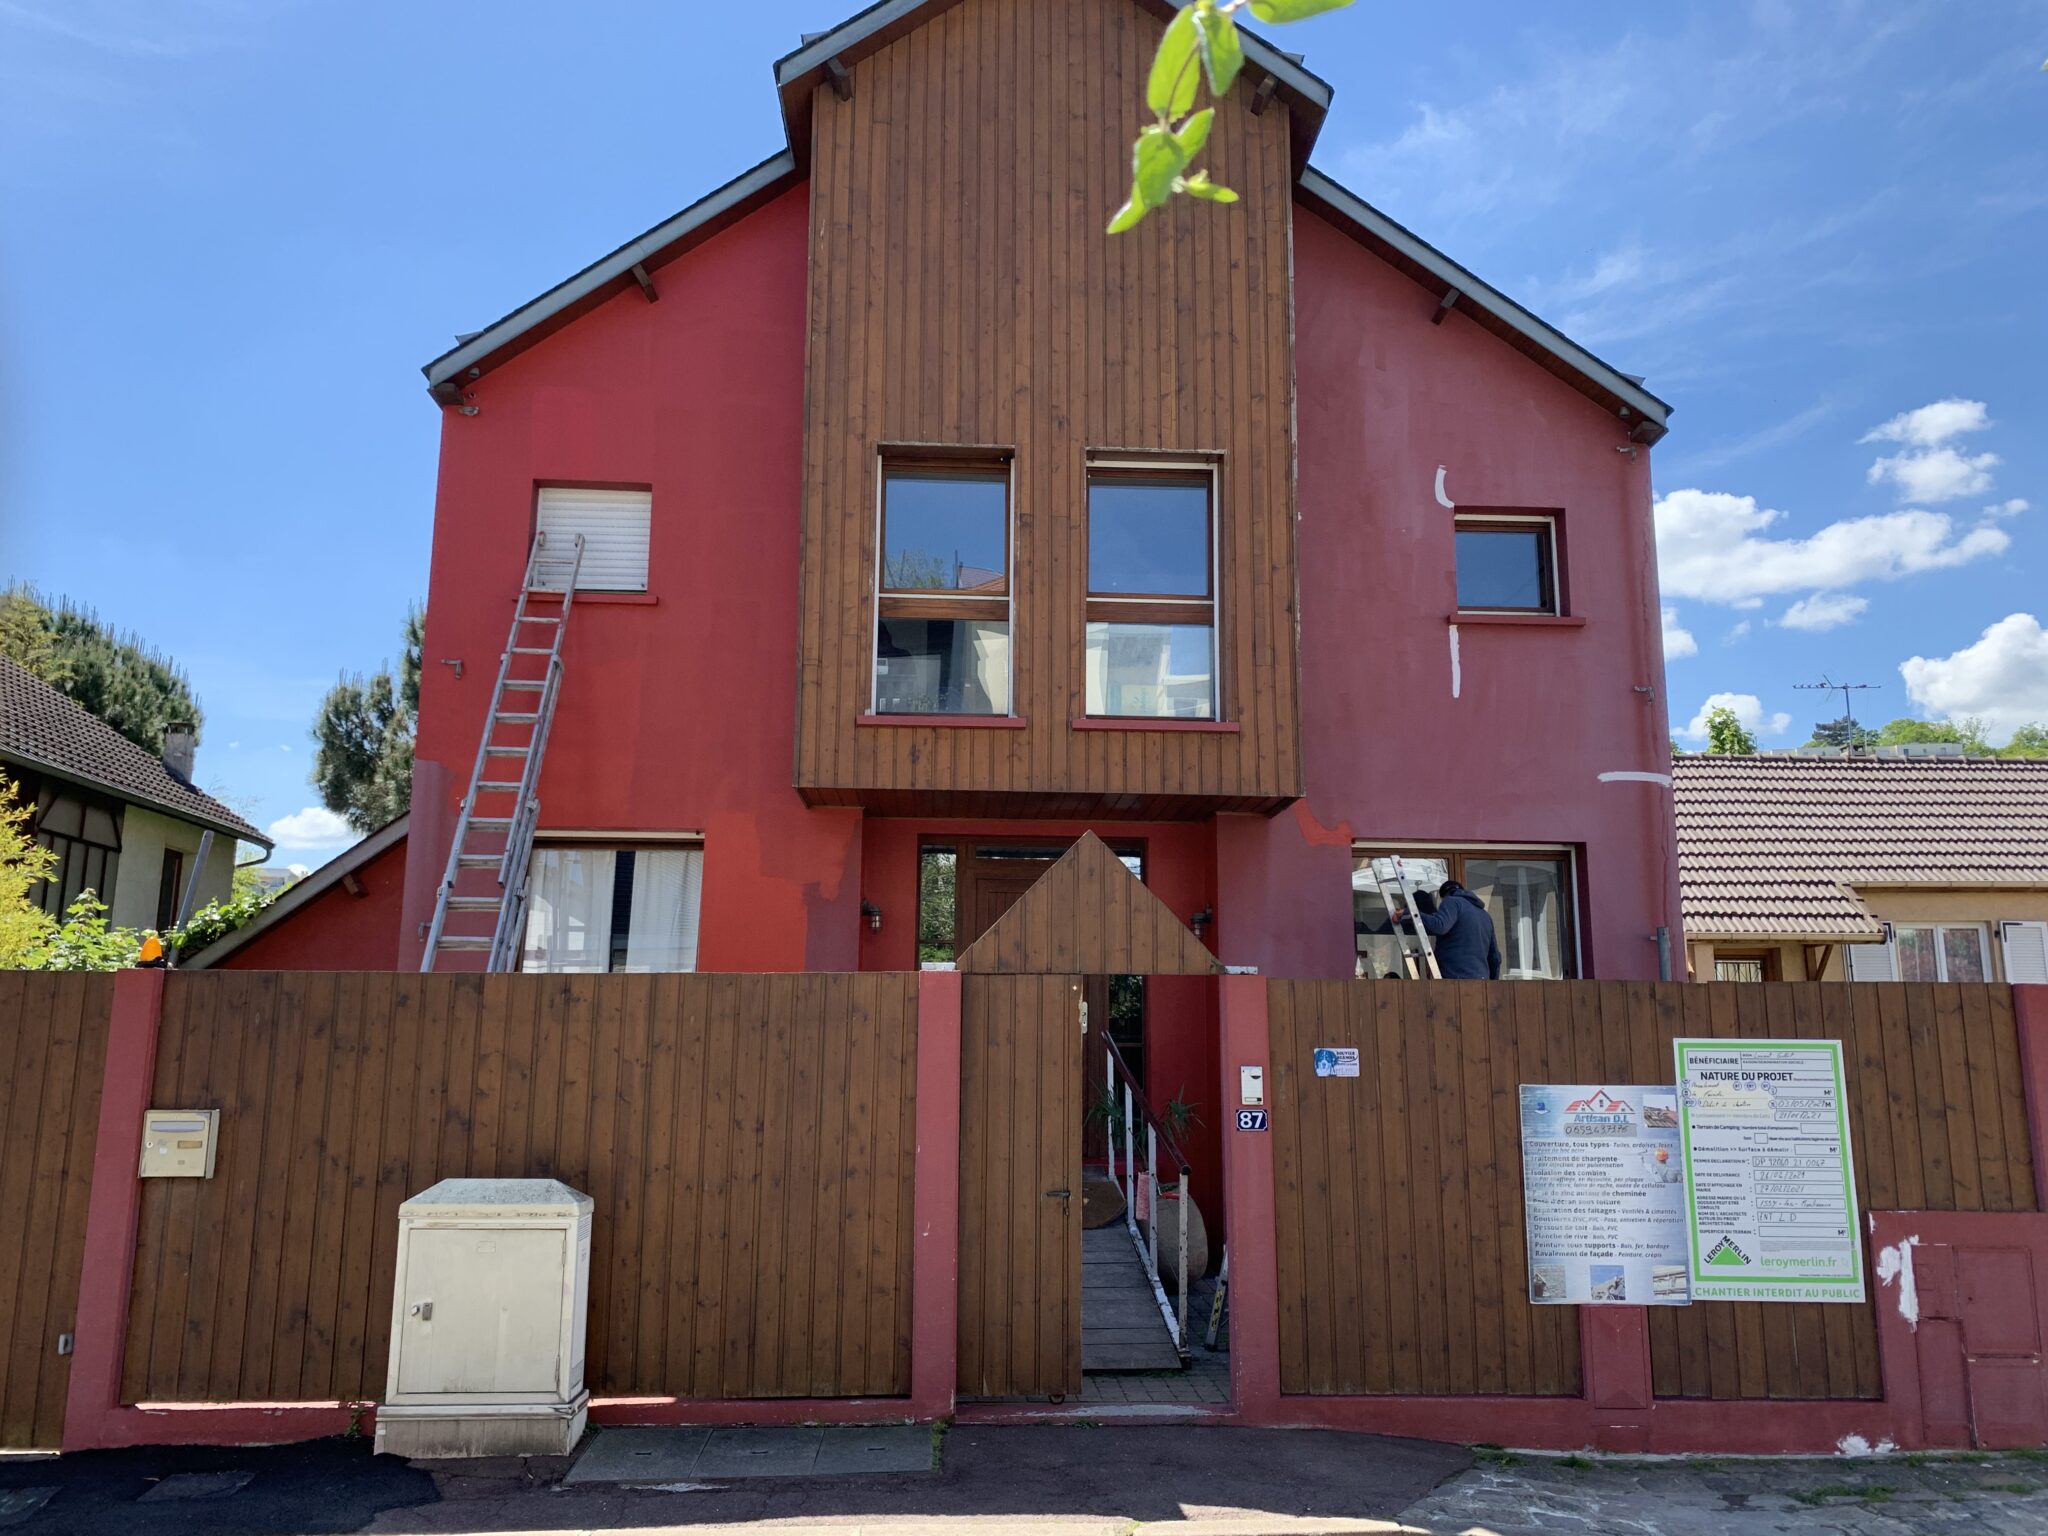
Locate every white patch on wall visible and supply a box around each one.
[1434,465,1456,509]
[1835,1434,1897,1458]
[1448,623,1462,699]
[1875,1235,1921,1330]
[1597,771,1673,788]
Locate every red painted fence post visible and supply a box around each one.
[1218,974,1282,1421]
[2015,986,2048,1210]
[63,967,164,1452]
[910,969,963,1419]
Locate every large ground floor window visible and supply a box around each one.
[1352,846,1576,980]
[521,844,704,973]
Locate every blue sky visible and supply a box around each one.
[2,1,2044,868]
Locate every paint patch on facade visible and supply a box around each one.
[1876,1235,1922,1330]
[1434,465,1456,509]
[1597,771,1674,788]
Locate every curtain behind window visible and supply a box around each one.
[523,847,615,972]
[624,849,704,972]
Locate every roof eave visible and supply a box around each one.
[1296,166,1671,442]
[179,814,408,969]
[0,747,269,848]
[772,0,1335,177]
[422,150,802,393]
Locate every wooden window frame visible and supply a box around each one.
[1454,513,1561,617]
[1350,843,1582,979]
[1084,459,1221,719]
[871,451,1016,717]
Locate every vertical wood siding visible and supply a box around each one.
[957,974,1083,1397]
[0,974,112,1449]
[121,971,919,1404]
[795,0,1302,814]
[1267,980,2034,1401]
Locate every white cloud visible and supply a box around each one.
[1866,445,1999,504]
[1900,614,2048,741]
[1725,621,1752,642]
[1861,398,1990,448]
[267,806,354,850]
[1655,489,2009,604]
[1862,398,1998,504]
[1985,498,2030,521]
[1675,691,1792,743]
[1778,592,1869,632]
[1661,607,1697,660]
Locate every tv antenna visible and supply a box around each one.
[1793,675,1879,728]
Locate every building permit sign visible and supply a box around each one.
[1519,1085,1689,1306]
[1673,1039,1864,1303]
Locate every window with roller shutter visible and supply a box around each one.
[2002,920,2048,985]
[534,487,651,592]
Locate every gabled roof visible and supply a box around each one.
[424,0,1669,441]
[1673,755,2048,942]
[0,656,266,845]
[955,832,1220,974]
[180,813,407,968]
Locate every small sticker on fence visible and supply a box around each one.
[1236,1109,1269,1132]
[1314,1047,1360,1078]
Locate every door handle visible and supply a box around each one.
[410,1300,434,1321]
[1044,1188,1071,1201]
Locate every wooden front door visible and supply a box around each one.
[957,974,1083,1397]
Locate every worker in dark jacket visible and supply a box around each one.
[1405,880,1503,980]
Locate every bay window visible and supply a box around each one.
[1085,465,1217,719]
[873,461,1011,715]
[521,844,704,973]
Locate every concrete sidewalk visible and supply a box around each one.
[3,1424,2047,1534]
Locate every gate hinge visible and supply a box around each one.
[1079,999,1089,1035]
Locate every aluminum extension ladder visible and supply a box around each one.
[420,530,585,971]
[1370,855,1442,979]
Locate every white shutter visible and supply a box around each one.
[1846,939,1899,982]
[2001,921,2048,985]
[535,488,651,591]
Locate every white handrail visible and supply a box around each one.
[1102,1039,1189,1359]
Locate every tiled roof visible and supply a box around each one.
[0,656,266,843]
[1673,754,2048,940]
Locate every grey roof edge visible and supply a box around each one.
[1296,166,1672,436]
[1,744,267,846]
[771,0,1335,115]
[422,150,800,391]
[180,813,407,969]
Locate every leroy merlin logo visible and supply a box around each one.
[1705,1235,1751,1267]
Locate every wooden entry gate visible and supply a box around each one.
[957,974,1083,1397]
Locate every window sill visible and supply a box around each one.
[1071,717,1241,733]
[857,713,1029,729]
[571,592,659,606]
[1447,612,1586,628]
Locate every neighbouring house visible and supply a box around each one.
[0,655,269,931]
[182,814,407,970]
[230,0,1682,1212]
[1675,752,2048,984]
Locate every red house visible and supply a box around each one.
[227,0,1679,1219]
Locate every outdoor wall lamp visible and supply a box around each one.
[862,900,883,933]
[1191,907,1213,938]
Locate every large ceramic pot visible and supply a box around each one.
[1141,1187,1211,1292]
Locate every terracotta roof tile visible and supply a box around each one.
[0,656,265,843]
[1673,754,2048,940]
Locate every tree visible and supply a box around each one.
[0,774,58,968]
[1874,717,1991,753]
[1704,705,1758,756]
[312,607,422,833]
[1111,0,1355,231]
[1805,715,1877,752]
[2004,724,2048,758]
[0,588,66,684]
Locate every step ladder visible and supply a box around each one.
[421,530,585,972]
[1370,855,1442,979]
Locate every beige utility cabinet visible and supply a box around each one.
[375,1179,593,1459]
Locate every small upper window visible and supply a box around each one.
[874,462,1011,715]
[1455,517,1557,614]
[1085,468,1216,719]
[535,487,652,592]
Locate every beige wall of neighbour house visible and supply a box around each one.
[114,806,237,932]
[1692,885,2048,983]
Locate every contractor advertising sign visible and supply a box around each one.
[1673,1039,1865,1303]
[1519,1085,1690,1306]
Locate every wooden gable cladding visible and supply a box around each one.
[955,832,1220,974]
[793,0,1302,819]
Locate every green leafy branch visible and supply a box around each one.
[1109,0,1355,233]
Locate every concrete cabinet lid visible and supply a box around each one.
[399,1177,593,1219]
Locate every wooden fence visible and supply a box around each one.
[1267,980,2035,1402]
[0,974,112,1449]
[120,970,920,1406]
